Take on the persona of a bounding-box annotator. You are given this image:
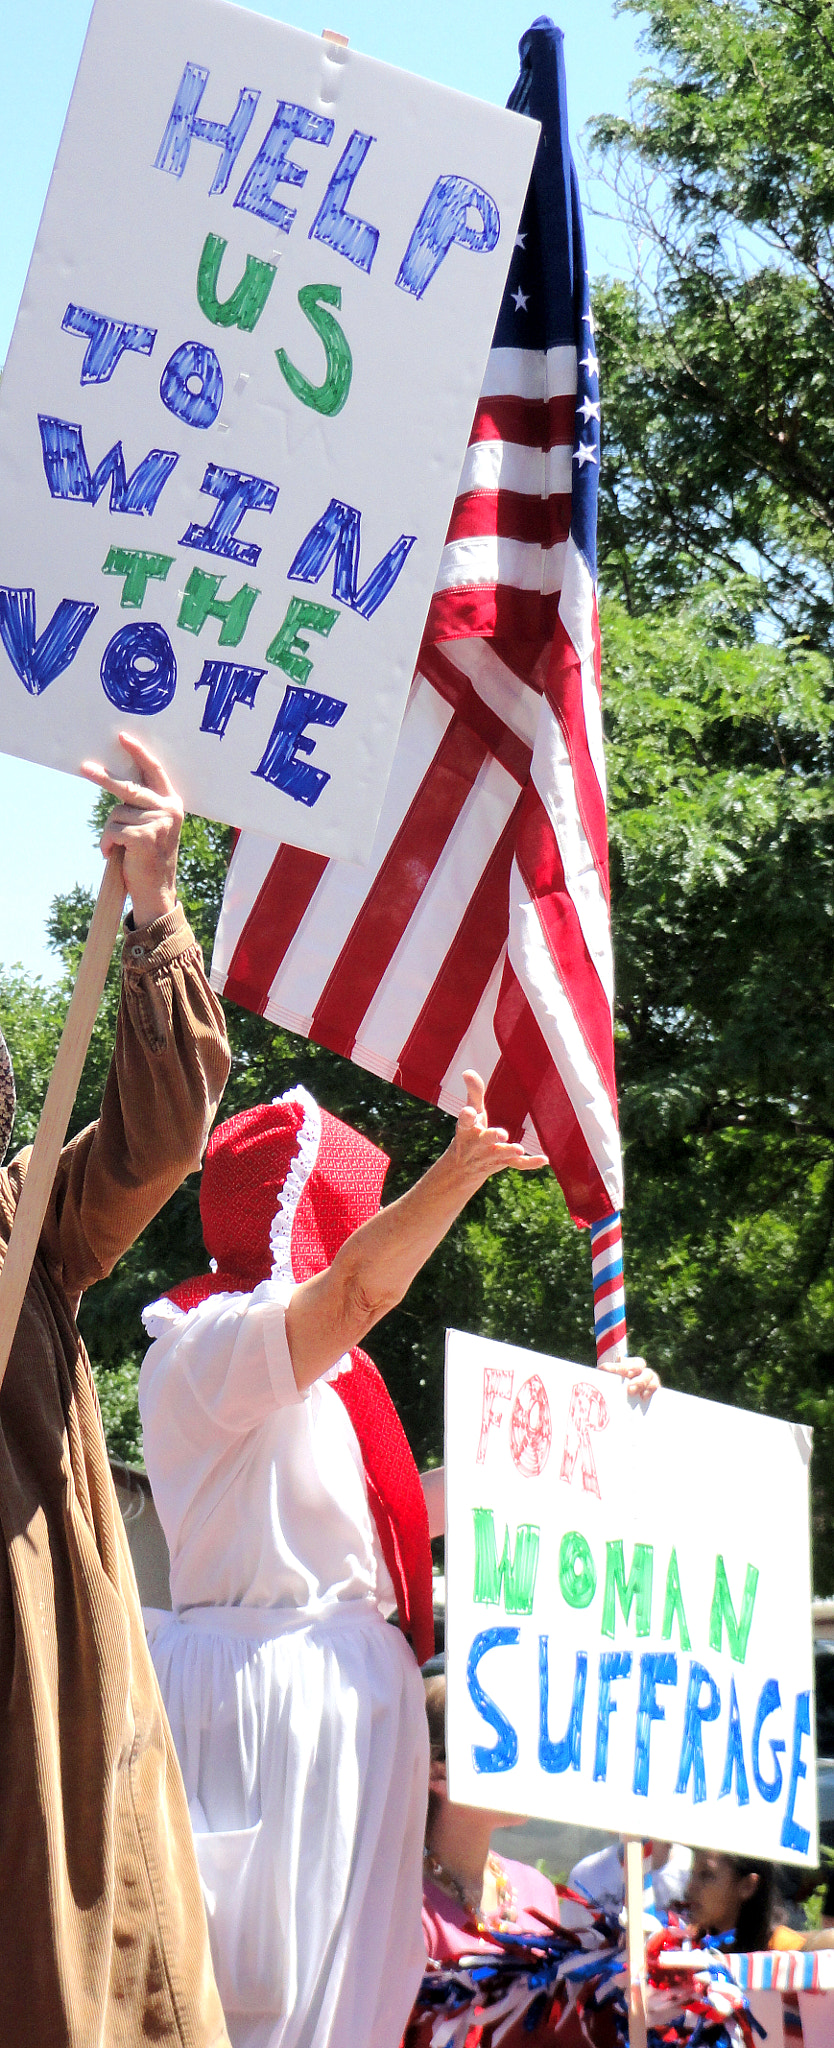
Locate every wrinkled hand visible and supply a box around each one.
[80,732,183,927]
[597,1350,659,1400]
[450,1070,547,1186]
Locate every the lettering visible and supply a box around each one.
[181,465,279,567]
[195,659,266,736]
[476,1367,514,1464]
[62,304,156,385]
[276,283,353,417]
[633,1651,677,1796]
[719,1676,750,1806]
[0,586,98,695]
[539,1642,587,1774]
[472,1508,539,1615]
[196,233,277,332]
[559,1379,609,1497]
[396,173,500,299]
[559,1530,597,1610]
[309,130,379,272]
[38,417,177,515]
[781,1690,811,1854]
[510,1373,552,1476]
[709,1556,759,1665]
[102,547,175,609]
[752,1678,786,1803]
[100,621,177,714]
[177,568,260,646]
[675,1659,721,1803]
[155,64,260,193]
[234,100,333,230]
[661,1547,691,1650]
[288,498,415,619]
[467,1627,519,1774]
[159,340,224,429]
[594,1650,632,1782]
[265,597,339,684]
[601,1540,653,1640]
[253,683,346,804]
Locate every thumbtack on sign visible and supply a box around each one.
[322,29,349,45]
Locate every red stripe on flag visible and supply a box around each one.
[310,716,491,1059]
[547,624,611,903]
[424,583,561,658]
[469,393,576,451]
[493,960,613,1226]
[222,844,328,1014]
[448,489,572,549]
[395,804,522,1101]
[513,783,617,1100]
[418,645,532,784]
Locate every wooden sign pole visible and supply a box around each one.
[0,853,126,1396]
[624,1836,648,2048]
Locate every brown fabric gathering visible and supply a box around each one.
[0,906,231,2048]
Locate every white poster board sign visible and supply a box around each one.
[445,1329,818,1864]
[0,0,538,860]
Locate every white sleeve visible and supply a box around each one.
[143,1281,302,1439]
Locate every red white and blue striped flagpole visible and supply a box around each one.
[590,1209,648,2048]
[590,1210,627,1366]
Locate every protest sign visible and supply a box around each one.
[445,1329,818,1864]
[0,0,538,860]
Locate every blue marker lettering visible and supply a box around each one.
[62,305,156,386]
[160,341,224,429]
[719,1676,750,1806]
[309,130,379,272]
[0,586,98,695]
[539,1640,587,1774]
[633,1651,677,1797]
[466,1627,519,1774]
[100,622,176,714]
[288,498,415,619]
[781,1690,811,1854]
[38,418,177,515]
[235,101,333,231]
[195,660,266,736]
[155,64,260,193]
[181,466,278,567]
[254,684,346,805]
[675,1660,721,1804]
[396,175,500,300]
[752,1679,786,1803]
[594,1650,632,1783]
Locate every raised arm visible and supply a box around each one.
[26,735,230,1296]
[285,1074,546,1393]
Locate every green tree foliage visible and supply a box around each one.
[590,0,834,645]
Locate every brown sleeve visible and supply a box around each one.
[15,905,231,1297]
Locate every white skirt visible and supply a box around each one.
[148,1602,429,2048]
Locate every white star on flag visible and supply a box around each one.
[579,348,599,378]
[577,396,601,424]
[573,440,598,467]
[512,286,529,311]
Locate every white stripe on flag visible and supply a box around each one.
[357,755,520,1063]
[456,438,573,498]
[434,533,568,596]
[437,639,541,748]
[438,950,508,1115]
[479,344,578,400]
[507,863,622,1200]
[212,831,284,968]
[558,536,596,664]
[530,705,614,1009]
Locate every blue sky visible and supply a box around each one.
[0,0,647,981]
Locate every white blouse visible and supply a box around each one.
[139,1281,395,1617]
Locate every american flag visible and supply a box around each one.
[211,17,623,1231]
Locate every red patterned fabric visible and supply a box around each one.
[164,1093,434,1663]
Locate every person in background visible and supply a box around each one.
[0,735,232,2048]
[562,1836,691,1928]
[684,1847,834,1951]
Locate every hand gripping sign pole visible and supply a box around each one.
[0,853,126,1395]
[591,1213,648,2048]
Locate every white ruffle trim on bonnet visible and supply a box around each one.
[268,1085,321,1283]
